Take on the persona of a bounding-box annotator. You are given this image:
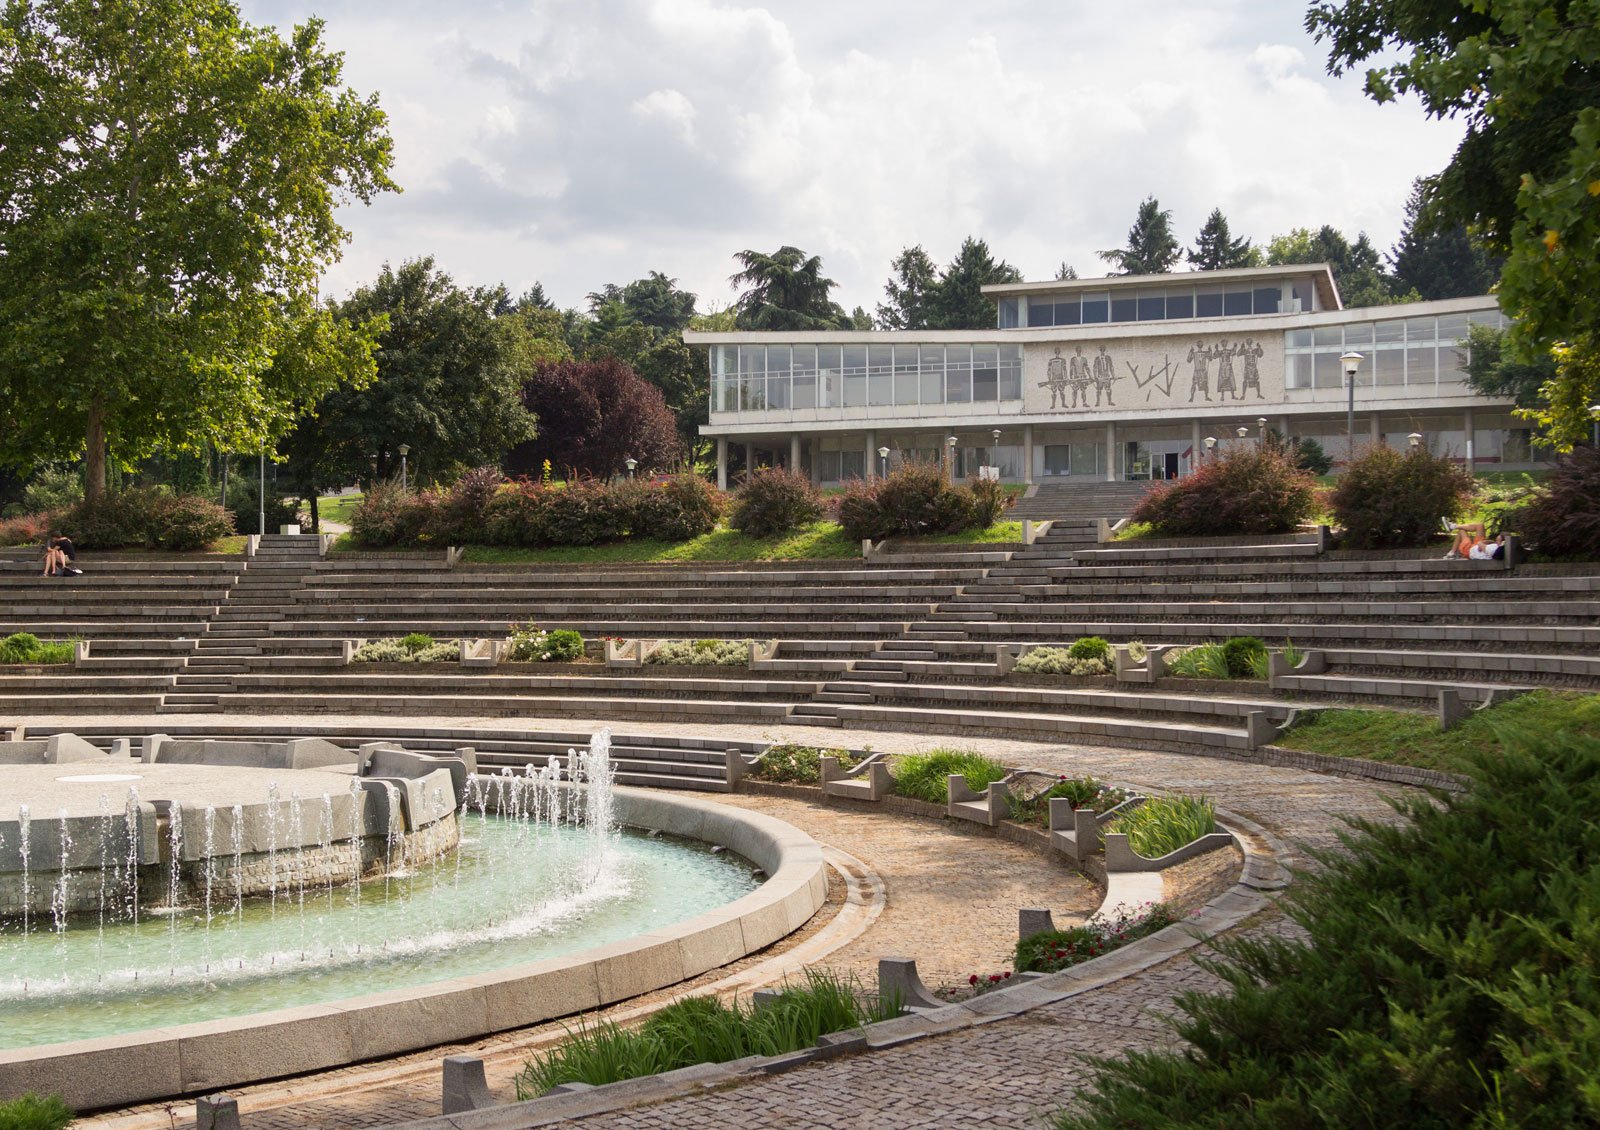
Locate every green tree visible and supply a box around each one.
[729,246,851,331]
[1188,207,1260,270]
[0,0,396,498]
[1463,322,1559,411]
[1307,0,1600,448]
[928,236,1023,330]
[1390,179,1501,299]
[1054,261,1079,280]
[876,245,941,329]
[297,258,544,489]
[1266,225,1414,308]
[1099,196,1181,275]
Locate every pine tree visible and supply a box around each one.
[1055,261,1079,280]
[1098,196,1181,275]
[927,237,1023,330]
[1390,179,1501,300]
[1188,208,1258,270]
[876,246,940,329]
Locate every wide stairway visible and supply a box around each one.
[1008,480,1151,521]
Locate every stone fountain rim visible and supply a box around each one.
[0,783,828,1113]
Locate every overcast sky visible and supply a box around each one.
[238,0,1462,315]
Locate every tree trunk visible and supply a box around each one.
[309,491,320,534]
[85,396,108,501]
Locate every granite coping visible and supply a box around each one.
[0,786,827,1113]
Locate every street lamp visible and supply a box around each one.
[1203,436,1217,462]
[398,444,411,491]
[1340,351,1365,462]
[945,434,958,481]
[1590,403,1600,447]
[258,446,266,537]
[1257,416,1268,441]
[1236,425,1249,439]
[877,446,889,479]
[1408,432,1423,449]
[625,456,637,480]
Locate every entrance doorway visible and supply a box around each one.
[1162,452,1180,480]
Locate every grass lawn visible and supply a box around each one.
[459,522,861,564]
[915,520,1023,544]
[210,535,249,555]
[316,492,364,525]
[1273,689,1600,773]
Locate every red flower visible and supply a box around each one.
[969,974,979,985]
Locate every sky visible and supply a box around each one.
[238,0,1465,315]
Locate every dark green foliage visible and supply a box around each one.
[0,1092,74,1130]
[147,493,235,550]
[876,245,940,330]
[1266,225,1408,307]
[1100,196,1181,275]
[729,246,852,331]
[834,463,1008,541]
[1290,436,1332,476]
[926,237,1024,330]
[1057,727,1600,1129]
[1220,636,1266,679]
[1007,776,1130,827]
[62,487,234,549]
[225,476,301,537]
[1330,443,1476,548]
[515,971,895,1096]
[1464,322,1557,411]
[1130,443,1317,537]
[1390,178,1501,300]
[1188,208,1257,271]
[892,748,1008,804]
[749,743,859,785]
[540,630,584,662]
[728,468,823,537]
[399,633,433,653]
[348,483,433,547]
[424,466,505,545]
[631,474,722,541]
[1015,905,1177,975]
[1514,444,1600,560]
[1067,636,1111,663]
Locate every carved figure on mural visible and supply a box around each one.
[1214,340,1238,400]
[1092,345,1118,406]
[1186,340,1212,402]
[1042,347,1070,408]
[1068,346,1092,408]
[1239,337,1265,399]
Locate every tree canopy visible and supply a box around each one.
[876,245,940,330]
[0,0,397,496]
[1099,196,1181,274]
[1266,225,1414,308]
[514,357,681,480]
[1308,0,1600,447]
[1188,208,1260,270]
[928,237,1023,329]
[1390,179,1502,300]
[729,246,851,331]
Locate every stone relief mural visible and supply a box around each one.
[1026,333,1284,414]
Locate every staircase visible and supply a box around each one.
[159,535,323,714]
[1009,480,1150,522]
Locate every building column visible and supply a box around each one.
[864,430,876,481]
[1463,408,1475,472]
[1190,419,1202,475]
[716,438,727,491]
[745,441,756,477]
[1105,421,1117,481]
[1370,415,1381,444]
[789,433,802,474]
[1023,424,1035,484]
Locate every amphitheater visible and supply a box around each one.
[3,489,1598,1129]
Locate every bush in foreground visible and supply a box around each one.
[1108,795,1216,859]
[892,748,1008,804]
[0,633,72,665]
[1514,444,1600,559]
[749,743,860,785]
[0,1092,73,1130]
[1057,727,1600,1129]
[1130,442,1316,537]
[835,462,1012,541]
[728,467,822,537]
[1330,441,1476,548]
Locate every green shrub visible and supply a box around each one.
[399,632,434,653]
[1514,444,1600,559]
[0,633,70,665]
[0,1092,74,1130]
[1013,647,1111,676]
[515,970,895,1096]
[1015,903,1177,975]
[1330,442,1477,548]
[424,466,505,545]
[634,474,724,540]
[750,743,861,784]
[891,748,1008,804]
[504,625,585,662]
[1059,729,1600,1130]
[966,474,1011,527]
[728,467,823,537]
[1068,636,1111,662]
[833,461,1008,541]
[225,477,301,536]
[1007,776,1131,826]
[61,486,161,548]
[22,465,83,515]
[646,638,750,666]
[350,637,459,663]
[1220,636,1267,679]
[1162,644,1231,680]
[1291,435,1333,476]
[348,484,435,547]
[1130,441,1317,536]
[149,493,234,550]
[1108,795,1216,860]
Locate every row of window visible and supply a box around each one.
[711,344,1024,412]
[1283,311,1502,390]
[998,280,1317,329]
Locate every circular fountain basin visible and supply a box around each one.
[0,786,828,1112]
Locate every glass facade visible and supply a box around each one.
[1285,309,1502,390]
[711,343,1023,412]
[1025,283,1284,328]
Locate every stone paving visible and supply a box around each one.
[45,712,1416,1130]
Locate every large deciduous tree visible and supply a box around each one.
[729,246,852,331]
[1307,0,1600,448]
[1188,208,1260,270]
[0,0,396,497]
[1099,196,1181,275]
[514,358,681,480]
[1266,225,1413,308]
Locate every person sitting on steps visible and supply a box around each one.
[42,533,80,577]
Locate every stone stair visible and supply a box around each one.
[1009,480,1149,521]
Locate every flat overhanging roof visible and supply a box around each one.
[981,263,1342,311]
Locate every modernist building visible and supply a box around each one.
[685,264,1539,487]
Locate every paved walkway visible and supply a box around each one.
[44,714,1415,1130]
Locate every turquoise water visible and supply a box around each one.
[0,816,759,1048]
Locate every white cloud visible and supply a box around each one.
[238,0,1464,312]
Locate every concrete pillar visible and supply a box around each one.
[865,429,876,481]
[716,438,728,491]
[1189,419,1201,475]
[1023,423,1034,484]
[1370,415,1381,444]
[745,441,755,477]
[789,433,802,474]
[1464,407,1475,471]
[1105,421,1117,481]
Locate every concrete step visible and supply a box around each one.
[815,690,875,704]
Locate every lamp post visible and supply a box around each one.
[1236,425,1249,441]
[258,446,266,537]
[877,446,889,479]
[1340,351,1365,463]
[1590,403,1600,447]
[1408,432,1423,449]
[398,444,410,492]
[625,456,637,480]
[1203,435,1216,463]
[945,434,958,482]
[1257,416,1268,446]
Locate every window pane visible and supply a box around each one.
[1081,292,1109,323]
[1071,443,1102,477]
[999,344,1022,399]
[840,450,865,481]
[1314,351,1344,389]
[1224,289,1253,316]
[1406,343,1435,387]
[1406,317,1436,343]
[1374,346,1405,386]
[766,345,791,409]
[920,345,944,403]
[998,298,1021,329]
[1056,298,1081,325]
[1284,353,1308,389]
[1252,287,1280,314]
[817,345,841,408]
[1343,324,1374,348]
[1313,326,1344,348]
[1029,299,1055,328]
[946,345,972,403]
[867,345,892,405]
[1137,292,1165,320]
[739,345,764,374]
[893,345,919,405]
[972,345,998,401]
[1196,289,1223,318]
[1437,313,1470,342]
[1111,295,1137,322]
[1043,444,1069,474]
[1289,329,1313,349]
[1166,292,1193,320]
[1374,320,1404,344]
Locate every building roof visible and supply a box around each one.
[980,263,1342,311]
